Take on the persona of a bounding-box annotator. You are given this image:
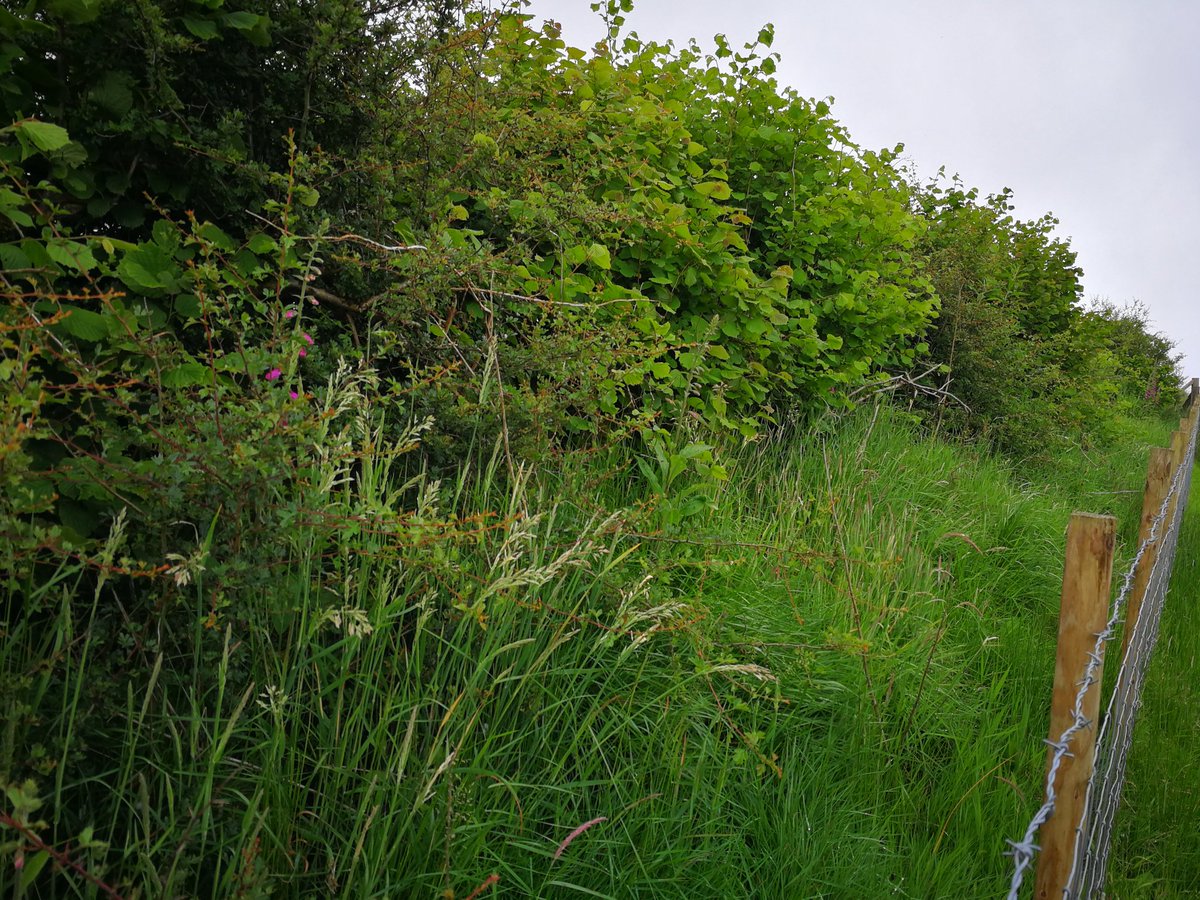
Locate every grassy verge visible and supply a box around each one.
[1108,459,1200,898]
[1,399,1178,898]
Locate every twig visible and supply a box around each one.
[848,365,971,412]
[244,210,425,253]
[0,810,124,899]
[326,232,427,253]
[464,286,643,310]
[894,603,951,759]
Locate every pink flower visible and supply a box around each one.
[289,391,299,399]
[298,349,307,358]
[284,309,296,319]
[265,368,282,381]
[302,332,314,345]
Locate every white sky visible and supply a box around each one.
[521,0,1200,380]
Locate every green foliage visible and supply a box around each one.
[1079,299,1182,408]
[379,12,935,441]
[1,2,1195,896]
[0,0,432,233]
[914,173,1180,458]
[636,430,726,530]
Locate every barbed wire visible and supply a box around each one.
[1067,443,1193,897]
[1004,416,1199,899]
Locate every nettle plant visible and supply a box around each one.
[391,5,936,440]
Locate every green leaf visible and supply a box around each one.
[13,119,70,153]
[58,500,101,539]
[89,73,134,116]
[58,306,110,341]
[221,11,261,30]
[182,16,219,40]
[18,850,50,890]
[118,241,180,294]
[197,222,236,251]
[214,352,250,372]
[45,0,101,23]
[161,362,210,387]
[46,240,96,273]
[0,243,31,271]
[744,317,769,337]
[174,293,203,318]
[0,196,32,228]
[586,243,611,270]
[246,233,276,255]
[694,181,732,201]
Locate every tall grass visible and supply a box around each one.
[1,390,1180,897]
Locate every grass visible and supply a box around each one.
[1,395,1187,898]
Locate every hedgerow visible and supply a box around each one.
[0,1,1186,894]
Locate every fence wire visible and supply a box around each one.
[1004,417,1198,899]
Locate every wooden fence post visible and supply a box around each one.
[1160,430,1188,541]
[1034,512,1117,900]
[1121,448,1173,664]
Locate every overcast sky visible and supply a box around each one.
[521,0,1200,381]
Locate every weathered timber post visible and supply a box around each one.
[1034,512,1117,900]
[1120,448,1173,664]
[1158,431,1189,546]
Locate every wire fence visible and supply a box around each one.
[1004,407,1199,899]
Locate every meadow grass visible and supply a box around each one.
[1,399,1186,898]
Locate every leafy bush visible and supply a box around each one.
[384,13,935,439]
[913,174,1179,457]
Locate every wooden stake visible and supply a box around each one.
[1034,512,1117,900]
[1171,430,1186,477]
[1121,448,1173,664]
